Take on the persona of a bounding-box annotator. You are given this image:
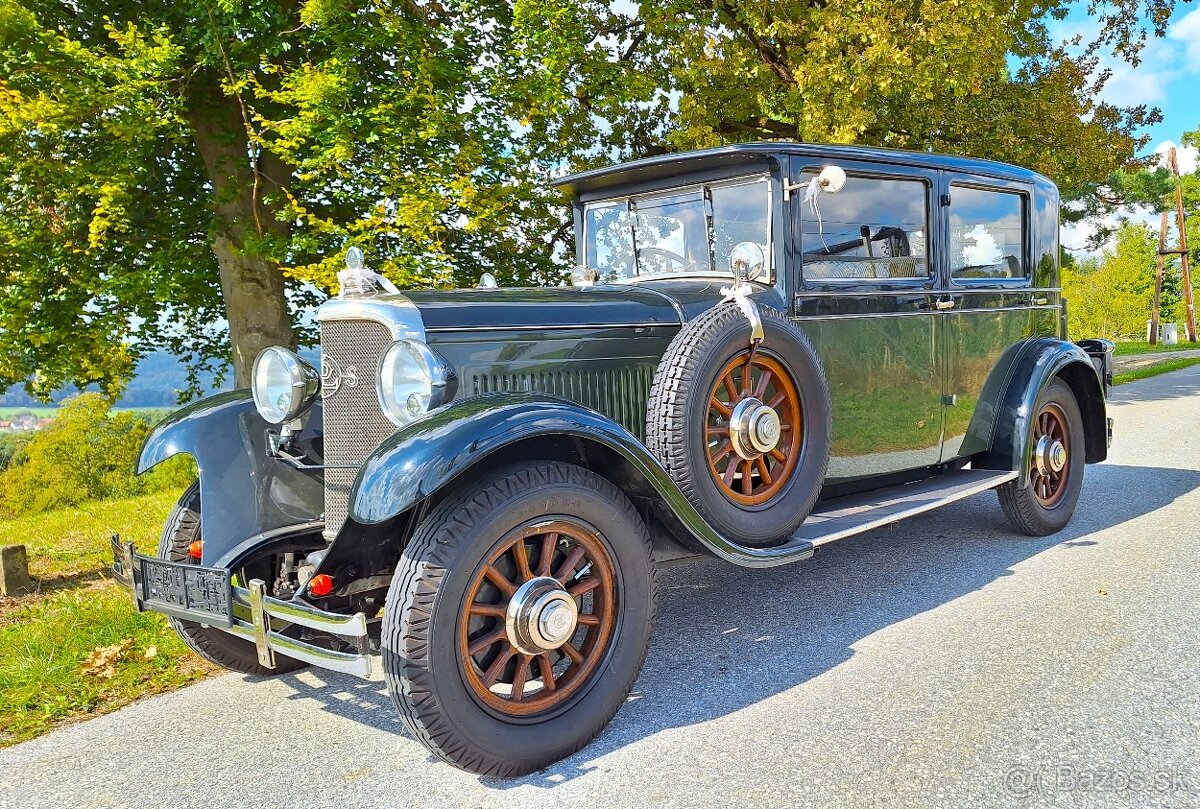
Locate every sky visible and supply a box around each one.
[1053,1,1200,253]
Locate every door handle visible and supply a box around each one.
[918,299,956,311]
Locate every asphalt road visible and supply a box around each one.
[3,367,1200,809]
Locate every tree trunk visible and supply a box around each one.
[186,73,296,387]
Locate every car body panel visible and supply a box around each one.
[137,391,325,567]
[347,391,817,568]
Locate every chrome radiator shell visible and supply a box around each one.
[316,296,423,541]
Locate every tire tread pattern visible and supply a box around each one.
[646,302,832,541]
[383,461,657,777]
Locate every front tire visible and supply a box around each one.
[158,483,307,675]
[382,462,657,776]
[997,378,1086,536]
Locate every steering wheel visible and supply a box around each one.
[637,246,691,270]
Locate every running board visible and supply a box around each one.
[796,468,1018,548]
[706,468,1017,568]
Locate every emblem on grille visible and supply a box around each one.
[320,354,359,398]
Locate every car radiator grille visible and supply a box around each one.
[320,319,397,541]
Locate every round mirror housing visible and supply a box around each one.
[729,242,766,282]
[476,272,499,289]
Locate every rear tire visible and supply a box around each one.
[158,483,307,675]
[998,379,1085,536]
[382,462,656,776]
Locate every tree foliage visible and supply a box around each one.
[0,393,194,516]
[1063,220,1196,340]
[0,0,1188,399]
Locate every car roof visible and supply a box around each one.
[552,141,1051,198]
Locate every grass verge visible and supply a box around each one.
[1112,340,1200,357]
[0,486,216,748]
[1113,356,1200,386]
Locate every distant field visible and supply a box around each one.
[0,406,170,420]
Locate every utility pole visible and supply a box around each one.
[1151,209,1167,344]
[1167,147,1196,342]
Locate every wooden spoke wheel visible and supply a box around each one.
[705,350,804,506]
[1030,402,1070,507]
[458,519,617,718]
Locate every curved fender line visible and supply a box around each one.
[350,392,815,569]
[981,337,1106,486]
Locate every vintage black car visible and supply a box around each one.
[113,142,1114,776]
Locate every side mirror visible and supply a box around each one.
[729,242,766,282]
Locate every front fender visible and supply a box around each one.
[349,392,817,568]
[138,390,325,566]
[974,338,1107,485]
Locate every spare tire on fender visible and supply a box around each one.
[646,302,832,546]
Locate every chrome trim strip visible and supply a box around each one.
[224,622,372,677]
[425,322,675,333]
[794,287,1060,298]
[792,304,1060,321]
[234,586,370,636]
[317,295,425,341]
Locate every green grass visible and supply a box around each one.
[0,487,215,747]
[1112,340,1200,357]
[0,584,213,747]
[1113,356,1200,386]
[0,489,179,581]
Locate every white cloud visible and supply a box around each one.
[1168,7,1200,63]
[1099,64,1173,106]
[1154,140,1199,175]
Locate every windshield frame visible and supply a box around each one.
[581,173,774,285]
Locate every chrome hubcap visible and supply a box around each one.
[505,576,579,655]
[729,397,782,459]
[1035,434,1067,476]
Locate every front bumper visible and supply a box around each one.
[111,537,372,678]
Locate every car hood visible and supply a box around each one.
[404,279,787,332]
[405,286,683,332]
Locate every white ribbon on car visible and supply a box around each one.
[719,282,765,344]
[338,268,401,298]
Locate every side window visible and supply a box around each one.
[799,172,928,280]
[949,186,1026,280]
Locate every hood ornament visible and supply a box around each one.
[338,247,401,298]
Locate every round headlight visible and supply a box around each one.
[251,347,319,424]
[378,340,452,427]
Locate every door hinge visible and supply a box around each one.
[939,193,952,207]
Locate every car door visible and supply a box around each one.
[788,157,945,484]
[937,172,1043,461]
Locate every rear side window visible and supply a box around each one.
[799,172,928,280]
[949,186,1026,280]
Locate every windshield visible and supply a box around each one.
[583,176,771,283]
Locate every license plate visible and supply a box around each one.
[136,557,233,627]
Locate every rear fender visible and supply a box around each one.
[137,391,325,567]
[972,338,1108,485]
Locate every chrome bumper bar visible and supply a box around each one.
[111,538,372,678]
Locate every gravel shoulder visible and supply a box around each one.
[2,367,1199,809]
